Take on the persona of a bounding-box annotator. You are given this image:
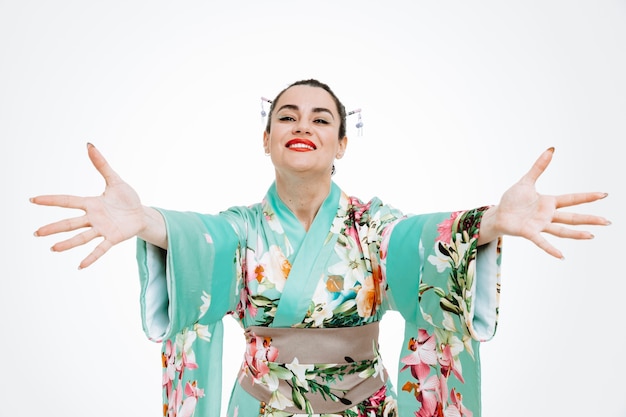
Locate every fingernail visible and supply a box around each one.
[33,231,39,237]
[87,142,93,148]
[601,193,609,199]
[547,147,555,153]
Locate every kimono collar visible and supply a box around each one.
[265,181,341,254]
[265,181,344,328]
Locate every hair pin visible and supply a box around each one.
[347,108,364,136]
[260,97,272,118]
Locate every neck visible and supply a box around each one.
[274,173,332,231]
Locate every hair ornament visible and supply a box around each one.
[260,97,272,120]
[347,108,364,136]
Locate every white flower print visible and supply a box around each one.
[199,291,211,319]
[259,245,291,292]
[285,357,314,390]
[327,239,367,290]
[193,323,211,342]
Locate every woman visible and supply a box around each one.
[31,79,610,417]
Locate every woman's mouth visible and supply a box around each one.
[286,139,316,151]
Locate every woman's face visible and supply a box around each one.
[263,85,348,178]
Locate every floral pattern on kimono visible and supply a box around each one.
[136,182,501,417]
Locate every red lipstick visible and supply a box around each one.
[285,138,316,151]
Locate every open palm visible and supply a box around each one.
[487,147,609,259]
[32,143,146,268]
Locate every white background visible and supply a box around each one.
[1,1,624,416]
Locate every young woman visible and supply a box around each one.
[31,79,610,417]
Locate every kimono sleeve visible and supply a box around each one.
[136,209,243,417]
[386,208,501,341]
[136,208,241,342]
[384,208,501,417]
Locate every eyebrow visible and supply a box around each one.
[276,104,335,119]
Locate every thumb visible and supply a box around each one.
[86,143,122,186]
[520,147,554,186]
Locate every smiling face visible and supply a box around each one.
[263,84,348,178]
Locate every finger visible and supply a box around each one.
[51,229,100,252]
[87,143,122,187]
[519,147,555,185]
[543,223,595,240]
[552,211,611,227]
[30,194,86,210]
[79,239,113,269]
[34,215,90,237]
[555,192,609,209]
[530,233,564,259]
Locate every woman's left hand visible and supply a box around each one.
[478,147,610,259]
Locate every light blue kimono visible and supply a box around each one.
[137,181,501,416]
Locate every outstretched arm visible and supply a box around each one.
[477,147,610,259]
[31,143,167,269]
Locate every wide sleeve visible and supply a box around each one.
[137,208,241,341]
[136,208,242,417]
[383,208,502,417]
[386,208,501,341]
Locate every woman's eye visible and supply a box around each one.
[314,119,329,124]
[278,116,295,122]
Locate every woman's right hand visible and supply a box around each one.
[31,143,167,269]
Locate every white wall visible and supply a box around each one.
[1,1,623,416]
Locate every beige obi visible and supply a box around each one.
[237,322,388,414]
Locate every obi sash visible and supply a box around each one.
[238,322,388,414]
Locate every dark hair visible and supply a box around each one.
[264,79,347,139]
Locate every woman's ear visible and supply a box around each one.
[263,131,270,154]
[336,136,348,159]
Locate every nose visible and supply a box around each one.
[293,119,311,135]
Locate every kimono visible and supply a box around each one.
[137,181,501,417]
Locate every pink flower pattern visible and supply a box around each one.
[162,335,205,416]
[243,334,279,382]
[400,329,438,380]
[436,212,461,244]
